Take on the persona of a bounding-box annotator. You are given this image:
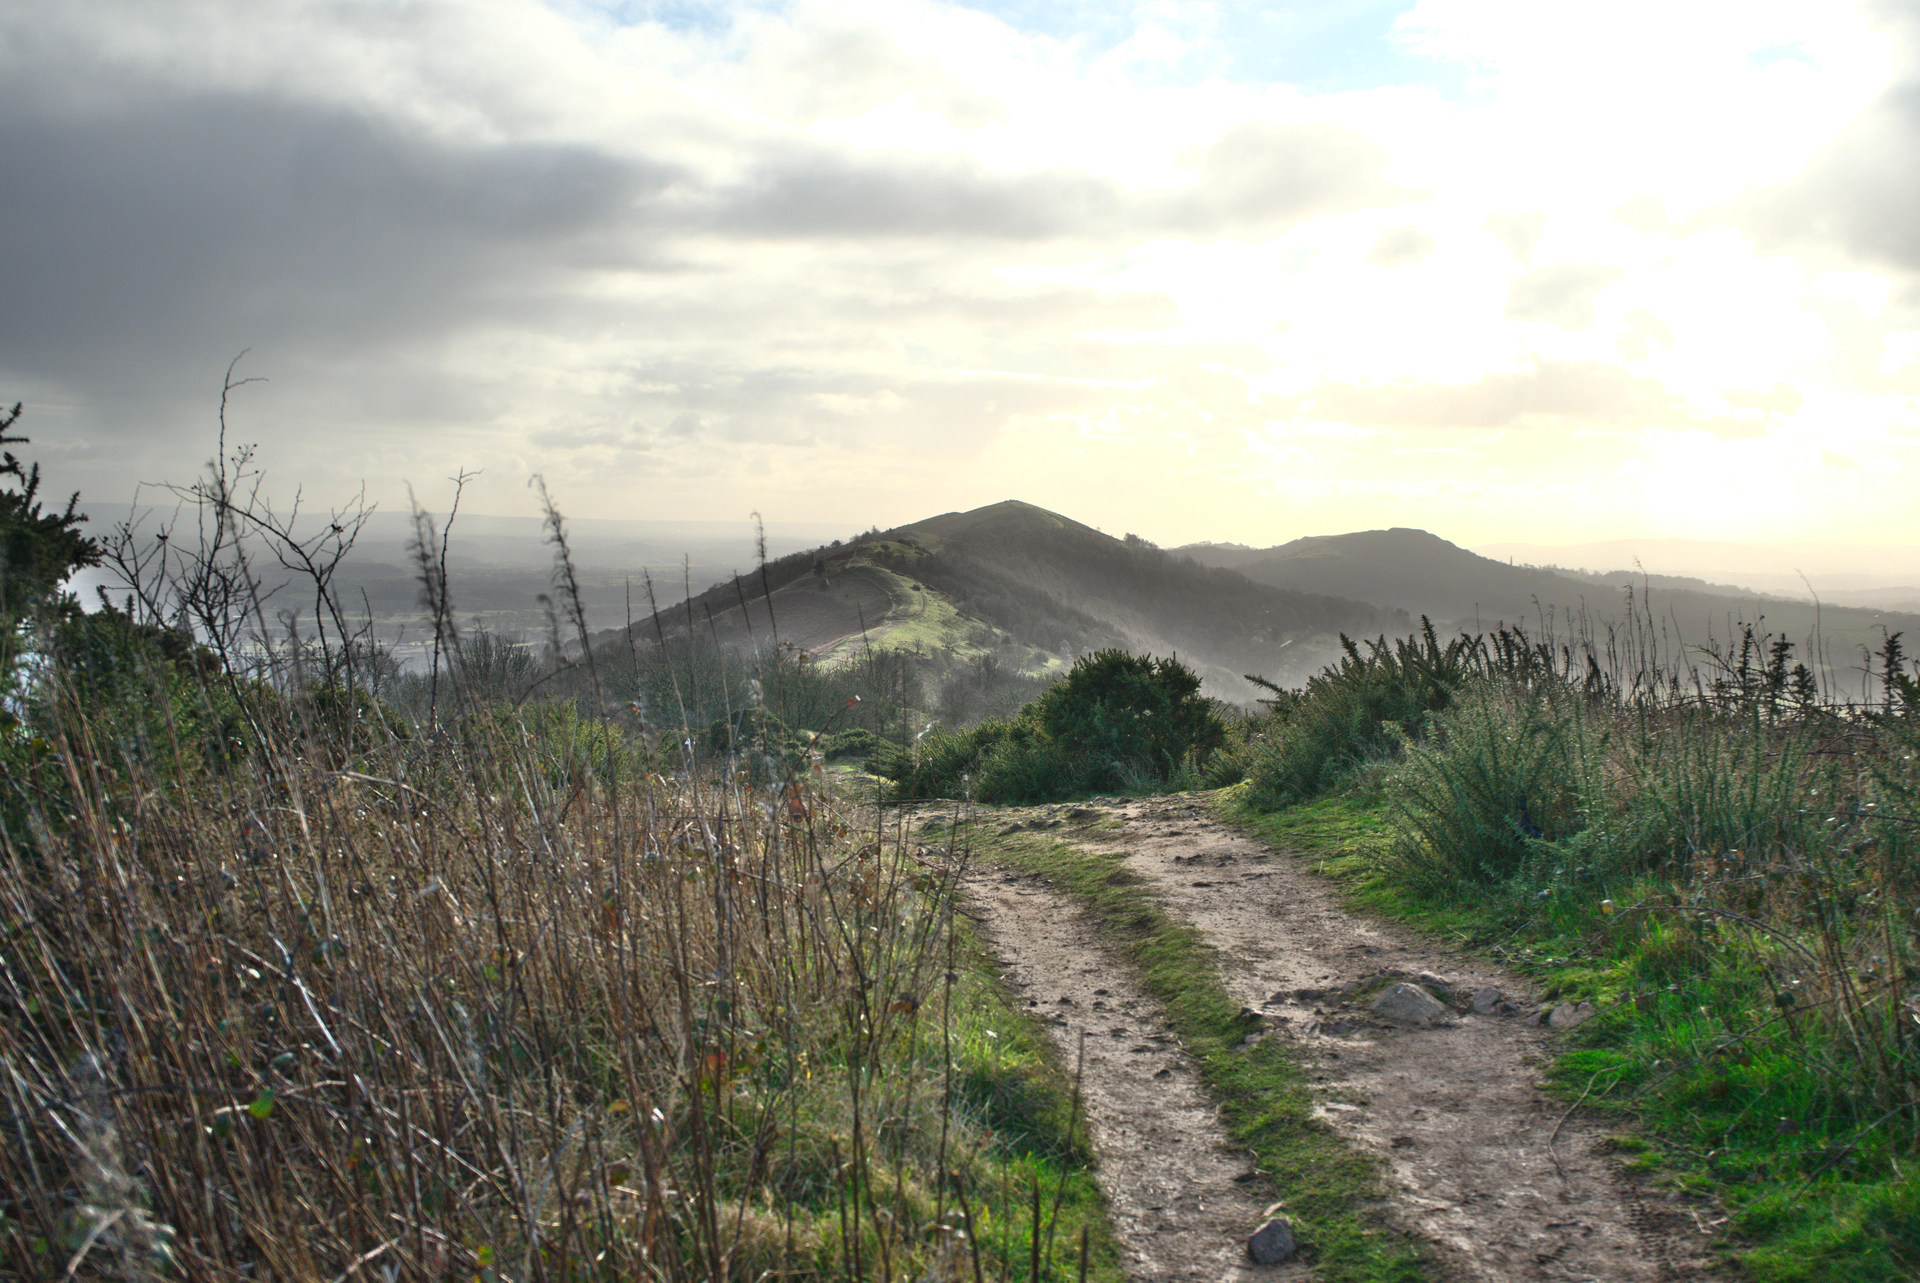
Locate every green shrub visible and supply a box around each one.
[1031,649,1225,791]
[875,650,1225,802]
[816,725,880,761]
[1384,682,1599,889]
[872,716,1027,799]
[485,698,640,787]
[1246,621,1474,807]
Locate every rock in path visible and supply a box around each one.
[1369,982,1453,1027]
[1247,1218,1299,1265]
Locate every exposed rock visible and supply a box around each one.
[1247,1217,1299,1265]
[1370,982,1452,1027]
[998,822,1024,835]
[1549,1000,1597,1030]
[1414,971,1456,1003]
[1470,986,1506,1015]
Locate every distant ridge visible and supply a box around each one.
[1178,528,1920,700]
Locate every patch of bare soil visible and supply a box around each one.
[968,867,1298,1283]
[1048,797,1719,1283]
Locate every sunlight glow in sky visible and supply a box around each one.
[2,0,1917,548]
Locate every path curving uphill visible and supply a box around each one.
[961,797,1719,1282]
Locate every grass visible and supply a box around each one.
[0,534,1115,1280]
[1217,784,1920,1282]
[969,819,1427,1283]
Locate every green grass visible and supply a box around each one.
[971,821,1428,1283]
[942,914,1128,1283]
[1215,785,1920,1282]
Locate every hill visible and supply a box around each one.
[617,501,1404,698]
[1178,528,1920,700]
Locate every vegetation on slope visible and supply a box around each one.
[1183,526,1920,702]
[1225,612,1920,1279]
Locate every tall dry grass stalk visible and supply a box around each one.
[0,663,975,1281]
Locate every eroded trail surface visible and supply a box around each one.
[969,866,1295,1283]
[965,799,1717,1282]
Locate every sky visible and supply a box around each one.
[4,0,1919,552]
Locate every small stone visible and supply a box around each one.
[1549,1001,1597,1030]
[1247,1217,1298,1265]
[1470,987,1506,1015]
[998,822,1024,835]
[1369,982,1451,1027]
[1414,971,1455,1003]
[1152,1067,1172,1079]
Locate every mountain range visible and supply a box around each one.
[314,500,1918,704]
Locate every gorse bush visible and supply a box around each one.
[1244,620,1475,807]
[1032,649,1224,788]
[1384,680,1602,888]
[874,649,1227,803]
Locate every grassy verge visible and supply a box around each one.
[942,909,1128,1283]
[1217,785,1920,1282]
[971,821,1428,1283]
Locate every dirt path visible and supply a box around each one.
[963,799,1717,1282]
[970,865,1296,1282]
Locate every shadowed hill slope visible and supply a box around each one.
[1180,528,1920,700]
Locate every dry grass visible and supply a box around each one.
[0,657,1105,1281]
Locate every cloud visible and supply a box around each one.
[711,119,1410,242]
[1163,120,1416,236]
[1503,264,1625,330]
[0,80,673,408]
[1301,360,1680,429]
[1724,382,1803,414]
[0,0,1912,550]
[1484,209,1547,264]
[1363,224,1438,267]
[1739,3,1920,272]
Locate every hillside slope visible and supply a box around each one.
[620,501,1403,698]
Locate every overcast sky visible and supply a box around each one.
[4,0,1917,550]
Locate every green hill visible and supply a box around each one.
[619,501,1403,698]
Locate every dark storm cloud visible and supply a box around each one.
[0,82,676,401]
[1303,360,1678,429]
[1740,3,1920,272]
[711,148,1119,238]
[713,120,1410,240]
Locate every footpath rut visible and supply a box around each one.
[961,798,1718,1283]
